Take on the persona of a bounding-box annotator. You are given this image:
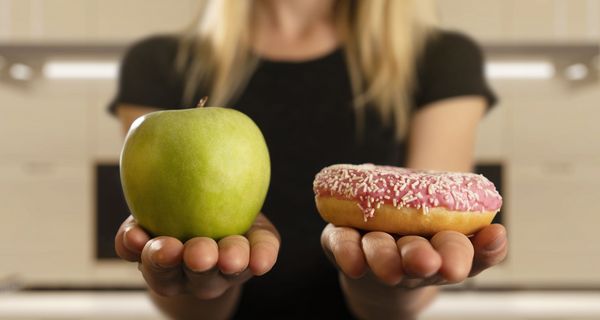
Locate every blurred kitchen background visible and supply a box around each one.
[1,0,599,319]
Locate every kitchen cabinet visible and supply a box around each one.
[438,0,600,42]
[475,162,600,287]
[0,0,199,43]
[0,162,142,286]
[91,0,197,41]
[32,0,90,42]
[0,163,90,283]
[0,83,89,163]
[437,0,508,42]
[502,80,600,162]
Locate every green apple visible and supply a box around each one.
[120,106,270,241]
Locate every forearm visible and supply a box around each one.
[340,273,438,320]
[149,285,241,320]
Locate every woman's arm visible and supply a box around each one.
[115,105,281,320]
[328,96,508,319]
[406,96,485,171]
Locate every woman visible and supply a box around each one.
[112,0,508,318]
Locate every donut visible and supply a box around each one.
[313,164,502,236]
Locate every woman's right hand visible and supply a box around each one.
[115,213,280,299]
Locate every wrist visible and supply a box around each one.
[339,272,438,320]
[149,285,242,320]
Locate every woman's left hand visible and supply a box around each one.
[321,223,507,288]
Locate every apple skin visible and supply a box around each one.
[120,107,270,241]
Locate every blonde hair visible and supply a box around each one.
[178,0,438,139]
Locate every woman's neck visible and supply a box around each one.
[252,0,339,61]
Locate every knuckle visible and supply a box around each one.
[249,229,277,242]
[363,231,389,241]
[219,235,250,250]
[253,239,280,255]
[397,235,428,247]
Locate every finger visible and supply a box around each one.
[362,232,403,286]
[115,229,139,262]
[115,216,145,262]
[140,237,185,297]
[247,215,280,276]
[321,224,366,279]
[217,235,250,275]
[183,237,219,272]
[430,231,474,283]
[123,217,150,253]
[181,236,223,299]
[470,224,508,276]
[396,236,442,278]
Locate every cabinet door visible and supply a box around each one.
[475,162,600,287]
[504,80,600,162]
[37,0,90,41]
[0,163,91,283]
[439,0,600,42]
[0,162,145,286]
[0,0,30,40]
[565,0,599,39]
[92,0,198,41]
[0,0,89,42]
[0,83,89,163]
[437,0,508,41]
[509,0,557,41]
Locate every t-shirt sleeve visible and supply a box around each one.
[108,35,185,114]
[412,31,497,111]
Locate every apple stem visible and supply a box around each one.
[197,96,208,108]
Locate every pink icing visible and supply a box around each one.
[313,164,502,220]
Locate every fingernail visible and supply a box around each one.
[485,236,505,251]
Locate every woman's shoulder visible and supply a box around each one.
[123,34,180,61]
[127,34,180,51]
[413,30,496,108]
[422,30,485,62]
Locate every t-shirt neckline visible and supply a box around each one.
[256,46,343,66]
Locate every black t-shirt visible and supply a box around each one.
[110,31,496,319]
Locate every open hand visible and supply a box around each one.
[115,213,280,299]
[321,224,507,288]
